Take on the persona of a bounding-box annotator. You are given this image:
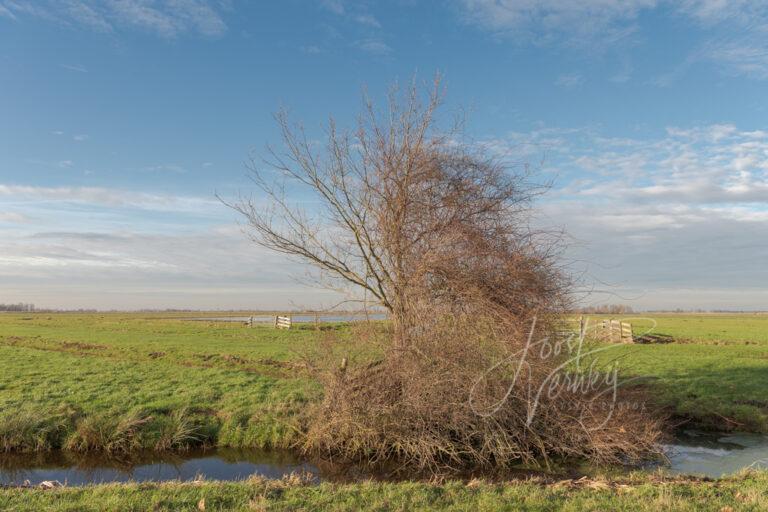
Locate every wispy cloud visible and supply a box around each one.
[300,44,323,55]
[0,3,16,20]
[555,73,584,88]
[670,2,768,81]
[1,0,228,38]
[457,0,768,84]
[355,38,392,56]
[458,0,655,49]
[354,14,381,28]
[50,130,90,141]
[320,0,384,29]
[142,163,187,174]
[676,0,762,26]
[321,0,345,16]
[63,0,112,32]
[60,63,88,73]
[703,39,768,80]
[0,212,29,223]
[0,184,216,212]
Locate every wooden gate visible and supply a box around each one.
[274,315,292,329]
[583,317,633,343]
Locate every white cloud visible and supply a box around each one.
[573,126,768,204]
[0,212,29,223]
[73,134,89,141]
[0,228,344,310]
[0,184,217,212]
[458,0,656,48]
[1,0,228,37]
[457,0,768,83]
[675,2,768,80]
[488,124,768,309]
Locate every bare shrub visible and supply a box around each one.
[302,307,663,472]
[228,77,663,472]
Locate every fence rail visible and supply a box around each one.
[274,315,292,329]
[580,316,633,343]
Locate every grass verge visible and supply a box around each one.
[2,471,767,511]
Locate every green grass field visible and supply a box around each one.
[1,311,767,455]
[2,471,767,511]
[2,311,768,510]
[584,314,768,431]
[0,313,328,453]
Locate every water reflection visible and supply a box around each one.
[0,448,317,486]
[4,432,768,487]
[663,430,768,478]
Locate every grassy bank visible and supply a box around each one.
[1,312,767,456]
[2,471,767,511]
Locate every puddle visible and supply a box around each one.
[663,430,768,478]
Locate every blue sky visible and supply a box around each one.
[1,0,767,310]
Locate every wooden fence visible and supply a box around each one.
[274,315,292,329]
[580,316,633,343]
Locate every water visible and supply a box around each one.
[0,449,318,487]
[4,432,768,486]
[188,313,387,324]
[663,430,768,478]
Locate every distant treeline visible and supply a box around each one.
[578,304,634,314]
[0,303,35,312]
[577,305,766,314]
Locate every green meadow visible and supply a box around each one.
[1,311,768,455]
[2,311,768,509]
[585,313,768,431]
[0,313,324,453]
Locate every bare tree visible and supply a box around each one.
[225,78,661,471]
[225,78,560,343]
